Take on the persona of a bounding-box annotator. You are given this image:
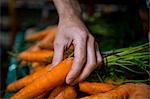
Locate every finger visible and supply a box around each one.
[66,37,87,84]
[67,39,73,48]
[75,35,97,83]
[51,41,65,68]
[95,43,103,67]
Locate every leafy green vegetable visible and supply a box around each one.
[88,43,150,84]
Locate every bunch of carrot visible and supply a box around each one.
[6,26,150,99]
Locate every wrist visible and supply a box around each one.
[59,12,81,21]
[53,0,81,20]
[59,15,83,25]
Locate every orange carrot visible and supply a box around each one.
[20,45,41,66]
[129,84,150,99]
[26,31,48,42]
[20,60,29,66]
[55,86,77,99]
[18,50,54,63]
[31,62,43,68]
[34,91,50,99]
[48,85,65,99]
[81,83,150,99]
[38,26,57,49]
[80,83,130,99]
[18,46,74,63]
[105,80,114,84]
[79,82,117,95]
[31,62,45,73]
[10,58,73,99]
[6,64,51,92]
[25,26,57,42]
[27,44,41,52]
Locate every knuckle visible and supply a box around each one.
[89,35,95,43]
[89,61,97,68]
[54,41,62,48]
[80,54,86,61]
[67,70,80,81]
[97,56,103,65]
[78,33,88,42]
[76,56,86,64]
[91,36,95,42]
[70,69,80,77]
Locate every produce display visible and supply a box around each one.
[6,26,150,99]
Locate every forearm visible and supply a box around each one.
[53,0,81,20]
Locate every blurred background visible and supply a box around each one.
[0,0,149,97]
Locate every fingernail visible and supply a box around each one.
[66,78,73,85]
[66,80,71,85]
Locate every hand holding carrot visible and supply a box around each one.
[52,0,103,85]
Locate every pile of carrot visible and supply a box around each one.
[80,83,150,99]
[6,25,150,99]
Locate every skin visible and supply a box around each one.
[51,0,103,84]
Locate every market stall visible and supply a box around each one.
[0,0,149,98]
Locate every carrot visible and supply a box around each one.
[20,60,29,66]
[55,86,77,99]
[31,62,45,73]
[48,85,65,99]
[25,26,57,42]
[10,58,73,99]
[26,31,48,42]
[18,46,74,63]
[6,64,51,92]
[80,83,150,99]
[34,91,50,99]
[38,26,57,49]
[129,84,150,99]
[79,82,117,95]
[19,45,41,66]
[31,62,43,68]
[80,83,130,99]
[18,50,54,63]
[105,80,114,84]
[27,44,41,52]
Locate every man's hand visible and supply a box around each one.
[52,0,102,84]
